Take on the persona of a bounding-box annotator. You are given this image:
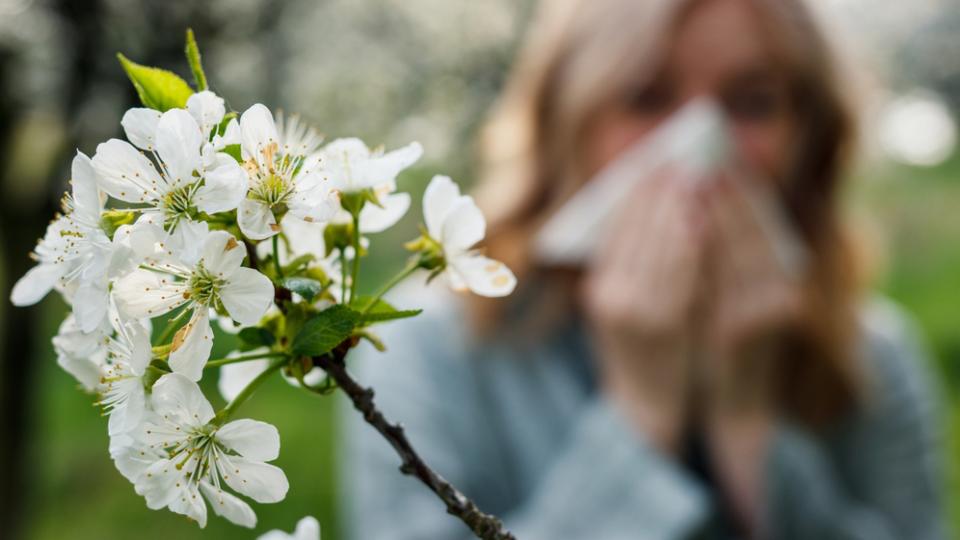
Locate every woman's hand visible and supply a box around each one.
[699,170,803,532]
[582,170,707,453]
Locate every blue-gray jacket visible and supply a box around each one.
[341,291,946,540]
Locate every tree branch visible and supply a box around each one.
[314,346,517,540]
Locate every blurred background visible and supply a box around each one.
[0,0,957,538]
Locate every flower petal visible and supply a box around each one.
[448,254,517,298]
[194,160,248,214]
[422,175,461,239]
[360,192,410,233]
[136,458,184,510]
[288,171,339,224]
[10,263,63,306]
[73,282,109,333]
[112,269,188,319]
[121,108,162,151]
[441,196,485,251]
[238,199,279,240]
[186,91,226,136]
[217,419,280,461]
[109,434,157,483]
[106,381,146,436]
[150,372,216,424]
[167,479,208,528]
[259,516,321,540]
[199,481,256,528]
[93,138,165,203]
[357,141,422,190]
[199,230,246,277]
[167,309,214,382]
[216,452,289,504]
[218,357,269,402]
[240,104,280,167]
[155,109,203,188]
[70,150,104,224]
[220,267,274,326]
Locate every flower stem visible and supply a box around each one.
[272,235,284,279]
[316,350,516,540]
[349,212,361,303]
[205,351,288,368]
[360,258,421,314]
[339,249,348,302]
[214,358,286,424]
[155,307,190,346]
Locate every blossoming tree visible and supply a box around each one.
[10,30,517,540]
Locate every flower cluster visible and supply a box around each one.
[11,32,515,533]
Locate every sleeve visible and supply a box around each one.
[764,301,947,540]
[340,296,712,540]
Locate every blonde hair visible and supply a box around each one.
[474,0,865,427]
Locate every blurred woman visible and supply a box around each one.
[342,0,946,538]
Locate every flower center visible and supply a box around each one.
[187,262,225,307]
[162,184,198,230]
[244,142,304,211]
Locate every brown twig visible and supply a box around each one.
[314,344,517,540]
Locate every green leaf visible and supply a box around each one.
[222,144,243,163]
[291,305,359,357]
[282,276,324,302]
[351,296,423,324]
[238,327,276,348]
[117,53,194,111]
[184,28,208,91]
[361,308,423,324]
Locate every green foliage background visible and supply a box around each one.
[1,1,958,539]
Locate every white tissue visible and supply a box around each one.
[534,98,807,279]
[535,98,731,264]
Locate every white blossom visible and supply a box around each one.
[258,516,321,540]
[421,175,516,297]
[94,92,248,240]
[10,152,137,332]
[97,314,153,436]
[117,373,288,528]
[237,104,340,240]
[316,137,422,195]
[113,224,273,381]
